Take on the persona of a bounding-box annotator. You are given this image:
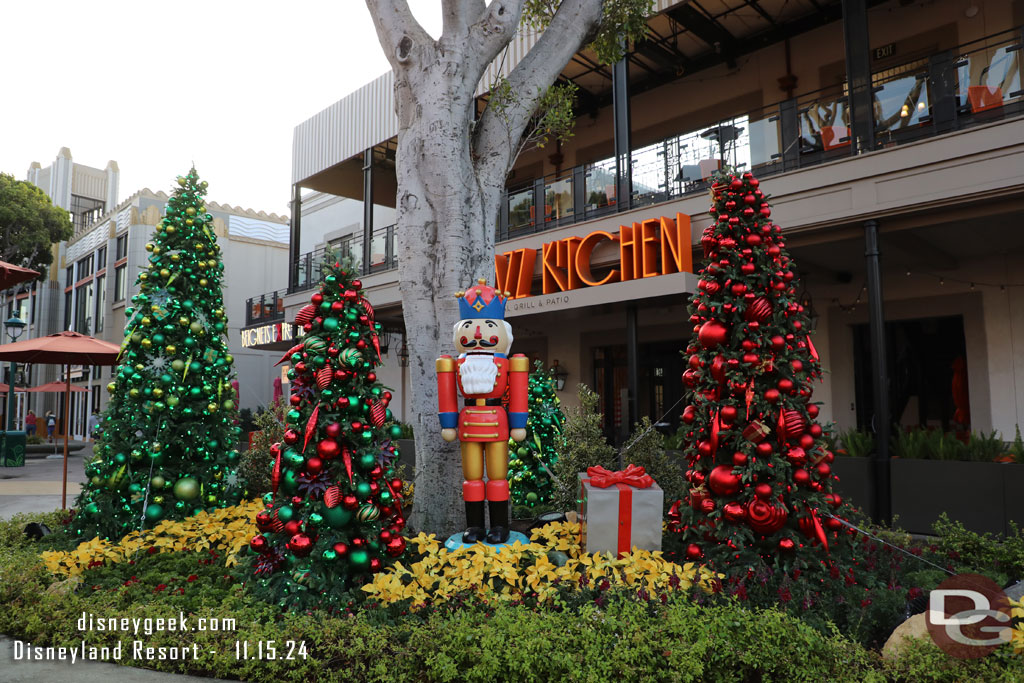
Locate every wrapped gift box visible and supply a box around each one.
[578,466,663,557]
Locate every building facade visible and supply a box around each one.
[241,0,1024,452]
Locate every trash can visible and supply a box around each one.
[1,430,26,467]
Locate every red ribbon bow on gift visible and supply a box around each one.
[585,464,654,489]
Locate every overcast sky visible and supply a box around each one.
[2,1,442,216]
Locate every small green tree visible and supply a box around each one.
[0,173,72,275]
[550,384,617,513]
[508,360,564,508]
[238,398,287,496]
[622,416,685,515]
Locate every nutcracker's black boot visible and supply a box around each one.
[485,500,510,544]
[462,501,486,543]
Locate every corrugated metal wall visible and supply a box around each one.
[292,0,685,185]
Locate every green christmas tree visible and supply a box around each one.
[248,259,406,611]
[674,170,853,573]
[71,169,242,541]
[508,360,563,508]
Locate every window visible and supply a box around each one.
[92,385,101,413]
[75,254,94,281]
[114,265,127,302]
[96,246,107,271]
[115,234,128,260]
[69,194,105,232]
[65,266,73,288]
[64,291,72,330]
[75,282,93,334]
[94,274,106,332]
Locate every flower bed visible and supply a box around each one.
[363,521,718,606]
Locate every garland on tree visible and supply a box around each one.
[71,169,242,541]
[248,259,407,611]
[672,170,854,573]
[508,360,564,508]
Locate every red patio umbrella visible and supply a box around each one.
[25,381,88,393]
[0,261,39,291]
[0,331,120,508]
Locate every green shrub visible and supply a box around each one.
[26,434,44,445]
[965,430,1005,462]
[883,635,1023,682]
[837,428,874,458]
[550,384,617,513]
[932,513,1024,580]
[237,397,286,495]
[623,416,686,514]
[0,510,70,549]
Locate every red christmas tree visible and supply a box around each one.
[248,260,407,610]
[673,170,851,572]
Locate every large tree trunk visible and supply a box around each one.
[368,0,605,535]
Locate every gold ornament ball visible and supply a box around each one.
[141,316,152,326]
[170,253,180,262]
[186,206,196,216]
[207,403,218,413]
[106,382,117,393]
[145,243,154,252]
[152,387,163,399]
[222,399,235,410]
[185,219,194,227]
[135,363,145,372]
[177,177,186,187]
[199,278,208,286]
[165,344,177,354]
[152,442,162,452]
[129,389,140,399]
[140,338,152,349]
[179,317,190,326]
[159,268,170,278]
[140,273,148,281]
[153,495,164,504]
[166,226,175,234]
[189,322,203,334]
[224,354,233,363]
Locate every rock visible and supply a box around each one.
[882,613,930,661]
[1004,580,1024,603]
[44,576,82,597]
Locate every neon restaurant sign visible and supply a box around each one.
[495,213,693,298]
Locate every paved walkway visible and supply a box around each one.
[0,448,87,518]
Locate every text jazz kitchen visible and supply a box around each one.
[495,213,693,298]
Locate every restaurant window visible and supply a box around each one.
[64,290,72,330]
[75,254,94,280]
[114,265,127,302]
[115,234,128,260]
[96,246,107,270]
[75,282,93,334]
[94,274,106,332]
[65,266,73,288]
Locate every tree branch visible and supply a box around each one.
[365,0,433,69]
[441,0,486,38]
[465,0,528,74]
[472,0,604,181]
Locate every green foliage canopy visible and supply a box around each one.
[0,173,72,277]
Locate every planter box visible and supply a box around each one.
[831,456,874,520]
[396,438,416,476]
[1001,463,1024,535]
[891,460,1005,535]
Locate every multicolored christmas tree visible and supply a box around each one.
[508,360,563,508]
[673,170,850,571]
[248,259,406,610]
[71,169,242,541]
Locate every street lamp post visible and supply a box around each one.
[4,316,26,432]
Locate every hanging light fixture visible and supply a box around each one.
[550,359,568,391]
[397,340,409,368]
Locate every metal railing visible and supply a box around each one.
[497,28,1023,242]
[288,223,398,294]
[245,290,286,326]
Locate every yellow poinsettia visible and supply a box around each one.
[40,499,263,577]
[361,521,719,608]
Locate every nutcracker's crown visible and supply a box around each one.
[458,278,507,320]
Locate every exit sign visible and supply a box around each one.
[874,43,896,60]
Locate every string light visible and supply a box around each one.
[903,269,1022,290]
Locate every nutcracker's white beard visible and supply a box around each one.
[459,354,499,395]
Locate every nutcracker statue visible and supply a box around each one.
[437,279,529,544]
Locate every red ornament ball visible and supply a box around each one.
[708,465,741,496]
[807,404,820,419]
[793,468,811,486]
[744,296,773,323]
[317,438,340,459]
[249,535,269,554]
[698,320,729,349]
[732,451,748,466]
[782,410,806,438]
[720,406,738,424]
[746,499,788,534]
[385,536,407,557]
[756,442,773,457]
[325,422,342,438]
[686,543,704,560]
[779,538,796,552]
[723,502,747,522]
[754,483,773,500]
[332,542,349,557]
[786,447,807,466]
[764,388,781,403]
[287,533,314,557]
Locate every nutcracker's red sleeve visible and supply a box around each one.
[436,355,458,429]
[508,354,529,430]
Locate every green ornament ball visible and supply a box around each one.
[323,505,353,529]
[358,452,376,471]
[144,503,164,522]
[322,317,340,332]
[151,475,166,489]
[277,505,295,522]
[526,492,538,503]
[389,424,403,439]
[355,481,372,500]
[348,549,369,569]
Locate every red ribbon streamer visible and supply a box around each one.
[585,464,654,489]
[302,405,320,453]
[616,484,633,557]
[807,335,819,362]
